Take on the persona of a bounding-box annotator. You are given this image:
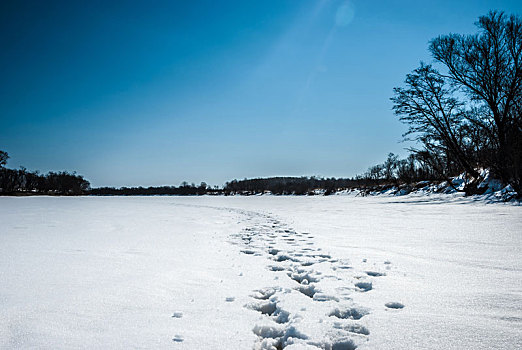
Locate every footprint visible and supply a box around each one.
[273,308,290,324]
[171,312,183,318]
[329,306,368,320]
[274,253,299,263]
[330,337,357,350]
[336,263,352,270]
[365,271,386,277]
[268,265,286,272]
[225,297,236,302]
[241,249,256,255]
[172,335,184,342]
[268,248,280,255]
[313,293,339,302]
[333,321,370,335]
[385,302,404,309]
[354,281,373,292]
[313,254,331,259]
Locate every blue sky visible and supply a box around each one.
[1,1,521,187]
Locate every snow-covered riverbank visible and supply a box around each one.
[1,196,520,349]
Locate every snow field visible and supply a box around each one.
[1,195,521,349]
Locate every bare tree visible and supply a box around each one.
[391,64,478,179]
[430,11,522,190]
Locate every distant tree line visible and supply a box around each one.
[90,182,217,196]
[374,11,521,195]
[0,151,90,195]
[225,177,364,195]
[358,153,441,184]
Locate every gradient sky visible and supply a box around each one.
[2,1,521,187]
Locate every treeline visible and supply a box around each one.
[366,11,522,195]
[359,153,445,184]
[0,151,90,195]
[90,182,217,196]
[224,177,370,195]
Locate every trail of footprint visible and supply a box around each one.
[224,208,380,349]
[169,204,398,348]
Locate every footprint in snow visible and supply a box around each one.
[365,271,386,277]
[354,281,373,292]
[313,293,339,302]
[171,312,183,318]
[172,335,184,342]
[329,306,369,320]
[225,296,236,302]
[385,302,404,309]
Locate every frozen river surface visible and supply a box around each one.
[1,195,521,349]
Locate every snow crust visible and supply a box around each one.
[1,195,521,349]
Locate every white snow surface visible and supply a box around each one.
[0,195,521,349]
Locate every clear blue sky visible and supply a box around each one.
[1,1,521,187]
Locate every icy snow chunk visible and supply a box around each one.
[494,184,518,201]
[296,284,317,298]
[247,300,277,316]
[287,269,320,284]
[252,287,278,300]
[253,323,285,339]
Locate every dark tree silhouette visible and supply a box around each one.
[0,151,90,195]
[0,151,8,167]
[391,11,522,194]
[391,64,478,180]
[430,11,522,191]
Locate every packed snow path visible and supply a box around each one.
[1,195,521,349]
